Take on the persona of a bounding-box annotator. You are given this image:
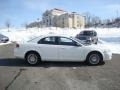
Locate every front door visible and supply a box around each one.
[58,37,83,61]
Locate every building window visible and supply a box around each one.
[42,19,45,23]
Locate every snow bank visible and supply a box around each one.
[0,27,120,54]
[106,43,120,54]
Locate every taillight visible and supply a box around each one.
[16,43,19,48]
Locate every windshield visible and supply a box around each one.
[79,36,87,40]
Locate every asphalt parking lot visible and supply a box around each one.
[0,54,120,90]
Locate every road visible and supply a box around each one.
[0,54,120,90]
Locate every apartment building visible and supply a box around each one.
[71,12,85,28]
[42,8,85,28]
[42,8,66,27]
[55,13,72,28]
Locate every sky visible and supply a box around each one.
[0,0,120,28]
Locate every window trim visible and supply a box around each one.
[37,36,58,45]
[37,36,79,46]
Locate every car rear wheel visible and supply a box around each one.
[86,53,103,65]
[25,52,40,65]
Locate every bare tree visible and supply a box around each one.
[83,12,92,27]
[23,22,28,29]
[91,16,101,27]
[5,20,11,32]
[83,12,102,28]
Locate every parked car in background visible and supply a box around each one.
[0,34,9,43]
[14,35,112,66]
[76,30,98,44]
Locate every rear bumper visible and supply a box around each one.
[14,49,24,59]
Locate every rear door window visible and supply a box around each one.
[38,36,57,45]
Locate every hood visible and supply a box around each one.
[85,44,110,52]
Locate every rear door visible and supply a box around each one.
[37,36,58,61]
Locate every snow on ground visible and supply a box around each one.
[107,43,120,54]
[0,27,120,54]
[98,39,120,54]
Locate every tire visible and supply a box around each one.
[86,52,103,65]
[25,52,41,65]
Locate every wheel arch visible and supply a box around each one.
[86,51,103,61]
[25,50,41,60]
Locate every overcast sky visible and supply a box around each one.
[0,0,120,28]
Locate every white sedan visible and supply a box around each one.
[14,35,112,65]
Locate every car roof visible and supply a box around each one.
[81,30,96,32]
[35,34,71,39]
[28,34,71,42]
[43,34,70,37]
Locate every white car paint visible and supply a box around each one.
[14,35,112,62]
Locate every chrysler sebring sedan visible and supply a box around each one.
[14,35,112,65]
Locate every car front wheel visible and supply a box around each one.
[86,53,103,65]
[25,52,40,65]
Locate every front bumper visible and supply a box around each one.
[103,51,112,60]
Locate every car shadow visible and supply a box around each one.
[0,59,104,68]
